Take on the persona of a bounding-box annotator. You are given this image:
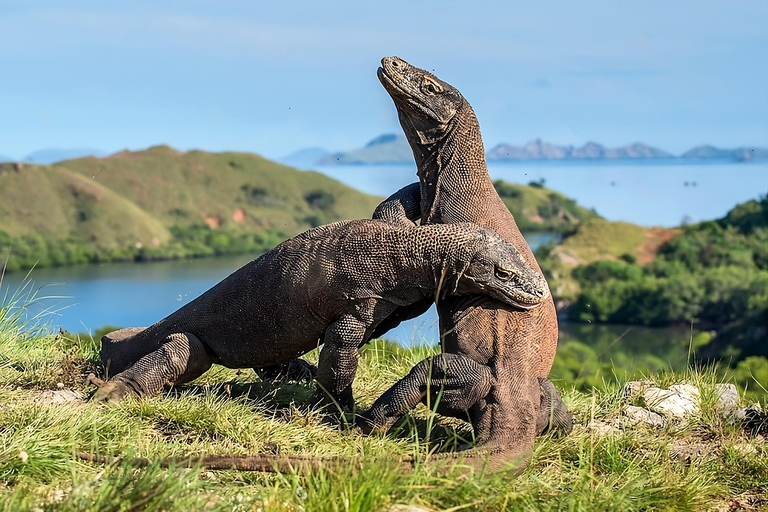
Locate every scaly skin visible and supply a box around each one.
[370,56,567,465]
[96,219,550,411]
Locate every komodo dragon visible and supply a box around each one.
[94,219,550,410]
[363,57,570,464]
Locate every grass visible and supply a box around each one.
[0,299,766,511]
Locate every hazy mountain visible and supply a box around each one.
[24,148,107,164]
[318,134,413,165]
[279,147,331,169]
[486,139,674,161]
[681,145,768,161]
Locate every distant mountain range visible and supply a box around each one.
[292,135,768,166]
[0,148,106,164]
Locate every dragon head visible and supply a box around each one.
[378,56,465,145]
[452,227,550,311]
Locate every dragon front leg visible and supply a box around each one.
[94,332,212,402]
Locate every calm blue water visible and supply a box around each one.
[1,234,555,342]
[313,159,768,228]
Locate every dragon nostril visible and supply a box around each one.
[393,60,401,67]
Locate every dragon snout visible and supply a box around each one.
[381,56,406,68]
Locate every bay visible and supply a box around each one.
[313,159,768,228]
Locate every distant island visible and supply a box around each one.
[288,134,768,166]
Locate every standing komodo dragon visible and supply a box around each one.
[93,219,551,410]
[360,57,571,467]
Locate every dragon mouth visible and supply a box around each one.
[377,67,406,96]
[507,298,542,311]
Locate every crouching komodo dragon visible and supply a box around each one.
[360,57,572,464]
[93,219,551,410]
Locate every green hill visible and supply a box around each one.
[492,179,598,232]
[0,147,381,272]
[539,198,768,366]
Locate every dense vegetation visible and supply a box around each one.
[540,197,768,380]
[492,179,597,232]
[0,147,382,272]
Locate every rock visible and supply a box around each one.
[34,389,84,404]
[714,383,740,414]
[587,420,620,436]
[643,385,700,418]
[622,380,655,400]
[622,405,666,428]
[388,506,435,512]
[669,441,716,464]
[731,442,758,456]
[744,408,768,436]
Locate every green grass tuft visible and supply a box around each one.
[0,290,765,511]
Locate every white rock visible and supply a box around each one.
[622,405,666,428]
[643,385,700,418]
[34,389,84,404]
[388,506,435,512]
[587,420,620,436]
[714,383,740,414]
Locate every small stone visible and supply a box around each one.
[56,382,65,389]
[389,506,435,512]
[19,451,28,463]
[714,383,740,415]
[643,385,700,418]
[622,379,655,400]
[587,420,619,436]
[622,405,666,428]
[34,389,85,404]
[732,442,758,456]
[669,441,715,464]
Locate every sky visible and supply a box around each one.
[0,1,766,160]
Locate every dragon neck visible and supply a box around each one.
[411,102,494,225]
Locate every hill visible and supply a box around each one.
[309,135,767,165]
[318,133,413,165]
[492,180,597,232]
[487,139,673,161]
[539,198,768,365]
[279,147,331,169]
[681,145,768,161]
[0,147,381,272]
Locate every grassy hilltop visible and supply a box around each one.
[538,198,768,395]
[0,315,765,511]
[0,147,381,272]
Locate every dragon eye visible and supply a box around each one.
[495,267,513,281]
[423,80,442,94]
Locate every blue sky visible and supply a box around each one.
[0,1,766,160]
